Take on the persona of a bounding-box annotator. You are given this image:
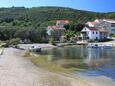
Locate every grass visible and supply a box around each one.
[24,51,88,73]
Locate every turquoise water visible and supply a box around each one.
[40,45,115,80]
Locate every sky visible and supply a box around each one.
[0,0,115,12]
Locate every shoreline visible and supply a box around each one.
[24,50,115,86]
[18,43,57,50]
[75,72,115,86]
[0,48,92,86]
[25,51,115,86]
[17,40,115,50]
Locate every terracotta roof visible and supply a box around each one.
[88,27,108,32]
[88,27,98,31]
[90,22,97,25]
[56,20,69,24]
[86,21,97,25]
[47,26,65,29]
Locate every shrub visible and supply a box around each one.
[49,37,56,45]
[9,38,20,45]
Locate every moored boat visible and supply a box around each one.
[87,44,112,48]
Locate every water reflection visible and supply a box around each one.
[40,46,85,60]
[37,46,115,80]
[75,46,115,81]
[39,46,114,68]
[84,48,112,67]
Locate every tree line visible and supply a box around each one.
[0,7,114,43]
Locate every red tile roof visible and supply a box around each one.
[56,20,69,24]
[88,27,98,31]
[87,21,97,25]
[48,26,64,29]
[90,22,97,25]
[86,27,108,32]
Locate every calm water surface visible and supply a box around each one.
[40,45,115,80]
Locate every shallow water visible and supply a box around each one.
[38,45,115,80]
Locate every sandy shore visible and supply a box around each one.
[17,40,115,51]
[18,43,57,50]
[0,48,92,86]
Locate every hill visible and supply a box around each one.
[0,7,108,25]
[0,7,114,42]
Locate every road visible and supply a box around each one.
[0,48,91,86]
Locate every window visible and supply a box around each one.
[96,37,98,40]
[92,32,94,34]
[96,32,98,34]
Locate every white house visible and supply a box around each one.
[81,27,108,41]
[86,19,102,27]
[46,26,65,35]
[46,26,66,41]
[46,20,69,41]
[56,20,69,27]
[86,21,97,27]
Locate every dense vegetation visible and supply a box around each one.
[0,6,115,43]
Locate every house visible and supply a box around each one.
[81,27,108,41]
[56,20,69,27]
[86,21,97,27]
[103,19,115,34]
[46,26,66,41]
[46,20,69,41]
[86,19,115,35]
[86,19,102,27]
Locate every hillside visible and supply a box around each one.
[0,7,108,25]
[0,7,114,42]
[0,6,115,27]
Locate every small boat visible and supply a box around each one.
[102,45,112,49]
[87,44,112,49]
[87,44,100,48]
[29,46,42,52]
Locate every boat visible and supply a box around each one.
[29,46,42,52]
[87,44,112,49]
